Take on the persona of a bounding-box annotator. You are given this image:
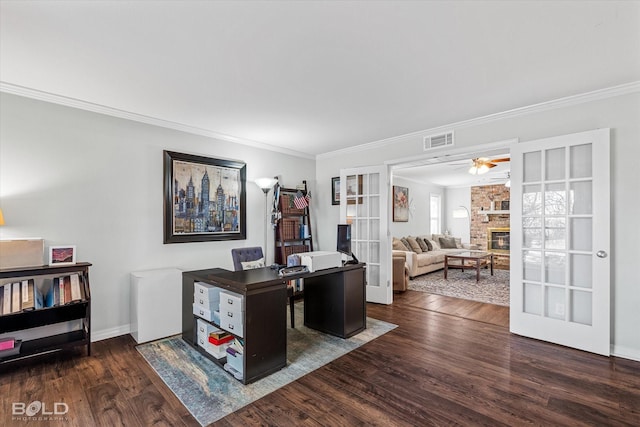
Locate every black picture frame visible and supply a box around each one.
[501,200,510,211]
[331,177,340,205]
[163,150,246,243]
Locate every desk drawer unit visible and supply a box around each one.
[196,318,218,339]
[194,282,221,308]
[192,303,220,324]
[219,290,244,337]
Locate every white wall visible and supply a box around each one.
[445,187,471,243]
[389,176,443,239]
[316,91,640,360]
[0,93,316,340]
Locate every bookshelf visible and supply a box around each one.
[274,180,313,265]
[0,262,91,365]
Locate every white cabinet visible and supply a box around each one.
[130,268,182,344]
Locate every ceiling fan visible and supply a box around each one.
[468,157,510,175]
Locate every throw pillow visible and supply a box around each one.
[428,239,441,250]
[241,258,265,270]
[406,236,422,253]
[439,237,458,249]
[424,239,433,251]
[417,237,429,252]
[401,237,412,252]
[393,237,410,251]
[454,237,463,249]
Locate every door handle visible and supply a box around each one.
[596,250,608,258]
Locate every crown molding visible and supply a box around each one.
[0,82,315,160]
[317,81,640,160]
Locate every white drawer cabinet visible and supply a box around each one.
[219,290,245,337]
[194,282,220,309]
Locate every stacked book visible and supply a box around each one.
[45,274,85,307]
[0,279,41,315]
[281,218,300,240]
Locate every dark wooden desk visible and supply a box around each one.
[182,263,366,384]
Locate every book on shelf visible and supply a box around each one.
[63,276,72,303]
[20,279,39,311]
[70,274,82,301]
[11,282,21,313]
[2,284,11,314]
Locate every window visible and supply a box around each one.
[430,193,441,234]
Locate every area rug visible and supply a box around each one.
[408,268,510,306]
[136,303,397,426]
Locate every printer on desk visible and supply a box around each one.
[296,251,342,272]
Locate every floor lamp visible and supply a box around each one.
[255,177,278,264]
[452,205,471,242]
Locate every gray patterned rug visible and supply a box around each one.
[136,303,396,426]
[408,268,510,306]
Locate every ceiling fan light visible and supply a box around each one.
[468,165,478,175]
[478,164,490,174]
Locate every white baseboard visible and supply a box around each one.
[611,344,640,362]
[91,324,131,342]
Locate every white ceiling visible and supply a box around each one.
[1,1,639,158]
[394,155,512,188]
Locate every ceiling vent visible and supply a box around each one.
[424,131,454,151]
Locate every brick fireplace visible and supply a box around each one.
[487,227,510,254]
[470,184,511,269]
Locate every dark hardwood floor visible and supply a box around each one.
[2,291,638,426]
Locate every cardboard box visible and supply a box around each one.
[0,239,45,269]
[298,251,342,272]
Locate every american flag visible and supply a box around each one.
[293,190,309,209]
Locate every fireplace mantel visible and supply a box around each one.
[478,209,510,215]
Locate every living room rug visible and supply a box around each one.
[408,268,510,306]
[136,303,397,426]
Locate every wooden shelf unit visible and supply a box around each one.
[274,181,313,266]
[0,262,92,365]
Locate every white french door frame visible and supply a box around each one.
[510,128,611,356]
[340,165,391,304]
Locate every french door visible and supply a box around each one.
[340,165,391,304]
[510,128,610,355]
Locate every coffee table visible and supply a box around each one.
[444,251,494,283]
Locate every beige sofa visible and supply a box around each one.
[393,234,479,279]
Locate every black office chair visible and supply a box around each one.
[231,247,296,328]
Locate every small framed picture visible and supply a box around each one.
[49,245,76,266]
[331,177,340,205]
[501,200,510,211]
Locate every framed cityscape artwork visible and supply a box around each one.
[163,150,246,243]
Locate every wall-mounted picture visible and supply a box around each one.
[345,174,363,205]
[49,245,76,266]
[393,185,409,222]
[501,200,510,211]
[331,177,340,205]
[163,150,246,243]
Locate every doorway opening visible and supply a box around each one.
[387,139,514,323]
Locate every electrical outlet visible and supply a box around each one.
[555,303,565,316]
